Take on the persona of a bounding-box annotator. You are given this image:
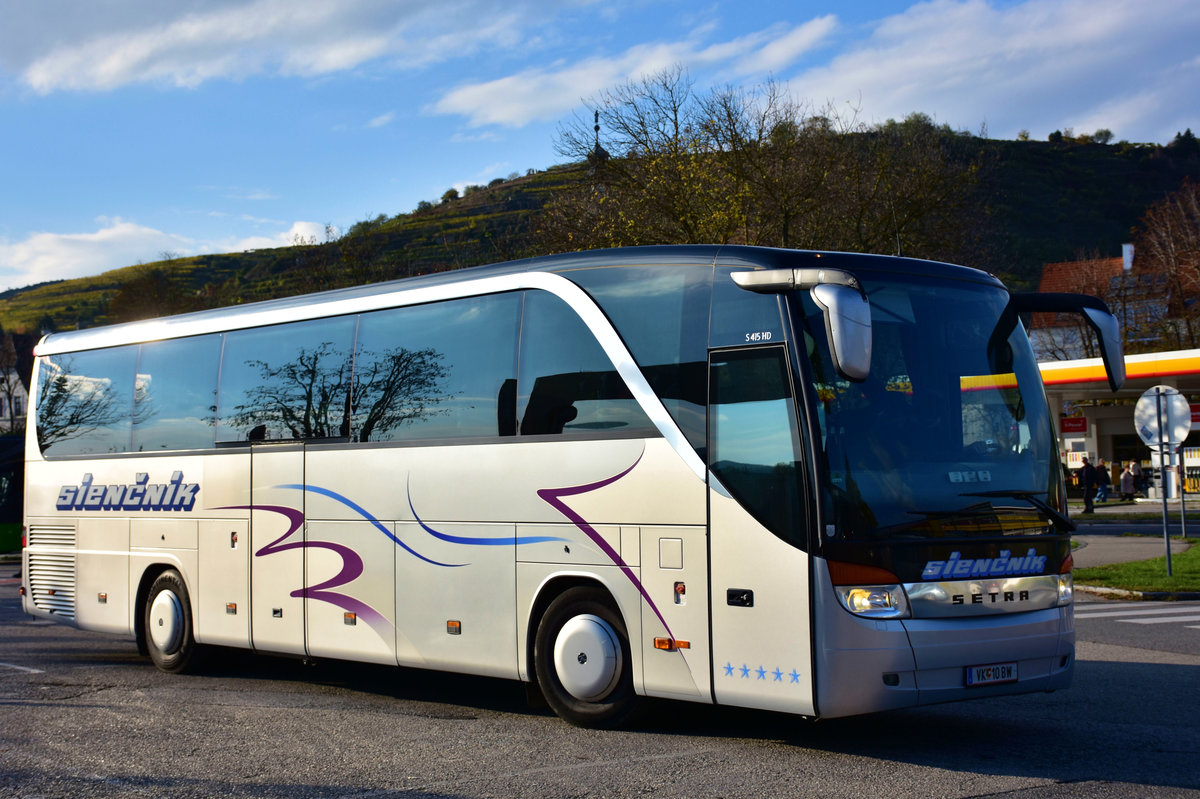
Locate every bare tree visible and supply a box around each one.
[1134,179,1200,349]
[540,67,984,261]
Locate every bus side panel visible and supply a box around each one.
[194,452,251,647]
[249,445,307,656]
[638,525,711,703]
[74,517,131,635]
[393,521,516,677]
[305,520,397,666]
[196,518,250,647]
[708,489,815,716]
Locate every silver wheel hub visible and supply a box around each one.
[552,614,622,702]
[148,589,183,654]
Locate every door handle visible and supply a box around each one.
[726,588,754,607]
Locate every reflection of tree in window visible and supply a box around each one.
[352,346,451,442]
[36,354,140,454]
[225,342,353,440]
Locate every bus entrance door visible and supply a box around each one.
[249,442,307,656]
[707,346,816,716]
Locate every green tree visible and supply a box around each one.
[108,266,194,323]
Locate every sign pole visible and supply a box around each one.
[1156,388,1174,577]
[1179,443,1189,542]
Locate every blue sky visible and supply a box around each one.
[1,0,1197,291]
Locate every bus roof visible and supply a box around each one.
[35,245,997,356]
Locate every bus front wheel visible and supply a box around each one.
[144,570,197,673]
[534,586,638,728]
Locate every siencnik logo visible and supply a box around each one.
[56,472,200,512]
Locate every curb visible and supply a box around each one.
[1077,584,1200,601]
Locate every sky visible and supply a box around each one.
[1,0,1197,291]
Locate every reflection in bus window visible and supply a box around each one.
[518,291,656,437]
[133,335,220,451]
[217,317,355,442]
[353,293,519,441]
[36,347,138,456]
[709,347,806,546]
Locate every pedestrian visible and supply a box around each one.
[1120,464,1135,501]
[1132,460,1144,494]
[1096,458,1111,502]
[1080,456,1098,513]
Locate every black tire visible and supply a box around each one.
[533,586,639,728]
[144,570,198,673]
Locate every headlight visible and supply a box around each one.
[1057,573,1073,606]
[835,584,910,619]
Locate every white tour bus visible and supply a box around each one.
[20,245,1125,727]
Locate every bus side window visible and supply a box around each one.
[36,346,137,457]
[216,317,355,443]
[709,346,807,547]
[133,334,221,451]
[517,291,655,437]
[352,293,520,442]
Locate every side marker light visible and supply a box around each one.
[653,637,690,651]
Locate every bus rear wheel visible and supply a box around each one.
[144,570,197,673]
[534,586,638,728]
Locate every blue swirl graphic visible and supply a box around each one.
[275,483,462,567]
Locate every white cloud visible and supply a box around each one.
[0,218,331,291]
[787,0,1200,142]
[0,218,194,290]
[219,221,332,251]
[367,111,396,129]
[7,0,565,94]
[432,20,836,128]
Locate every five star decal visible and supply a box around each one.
[723,662,801,684]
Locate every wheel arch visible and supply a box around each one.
[523,574,628,689]
[133,562,187,656]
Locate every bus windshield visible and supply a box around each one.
[799,274,1058,540]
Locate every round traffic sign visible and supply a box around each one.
[1134,385,1192,447]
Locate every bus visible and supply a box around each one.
[19,245,1124,727]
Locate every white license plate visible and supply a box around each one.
[966,661,1017,687]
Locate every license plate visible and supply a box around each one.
[966,661,1017,687]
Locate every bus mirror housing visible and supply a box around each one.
[1080,306,1126,390]
[810,284,872,381]
[1006,293,1125,391]
[732,267,872,381]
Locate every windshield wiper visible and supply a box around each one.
[961,489,1076,533]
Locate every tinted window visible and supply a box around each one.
[518,291,656,437]
[353,293,520,441]
[132,335,220,451]
[709,347,806,546]
[217,317,355,443]
[560,264,709,453]
[36,347,137,456]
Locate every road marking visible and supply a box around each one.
[1075,606,1200,619]
[1119,614,1200,625]
[1075,601,1153,610]
[0,662,44,674]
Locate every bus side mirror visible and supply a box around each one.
[1008,292,1125,391]
[1080,306,1126,391]
[732,267,873,381]
[810,284,872,381]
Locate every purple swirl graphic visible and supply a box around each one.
[535,453,677,642]
[219,504,387,630]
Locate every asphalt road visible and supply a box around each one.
[2,578,1199,799]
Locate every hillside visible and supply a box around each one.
[2,136,1197,335]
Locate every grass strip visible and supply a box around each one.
[1074,539,1200,593]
